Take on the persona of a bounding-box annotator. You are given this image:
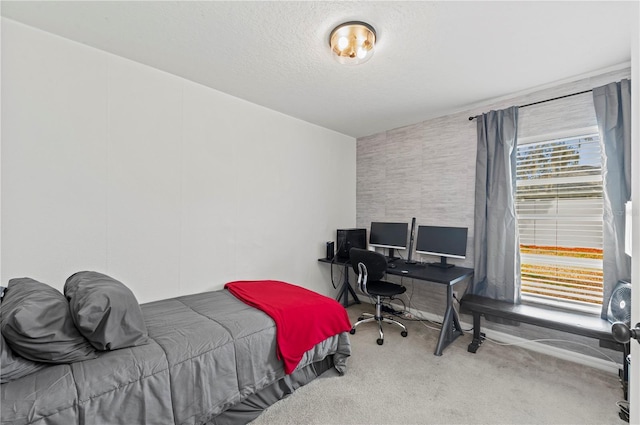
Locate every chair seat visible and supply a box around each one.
[366,280,407,297]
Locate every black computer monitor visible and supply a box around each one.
[336,228,367,260]
[416,225,468,268]
[369,222,408,260]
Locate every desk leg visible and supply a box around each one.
[434,284,464,356]
[336,263,361,308]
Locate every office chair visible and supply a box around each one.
[348,247,408,345]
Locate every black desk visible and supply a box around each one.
[318,257,473,356]
[387,262,473,356]
[318,257,361,307]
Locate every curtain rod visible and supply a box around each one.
[467,89,593,121]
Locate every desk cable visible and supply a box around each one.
[329,240,346,290]
[383,276,473,332]
[329,260,343,290]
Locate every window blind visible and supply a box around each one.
[516,134,603,309]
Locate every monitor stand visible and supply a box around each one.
[428,256,454,269]
[387,248,400,263]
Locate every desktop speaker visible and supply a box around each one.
[336,228,367,259]
[406,217,417,264]
[326,241,335,260]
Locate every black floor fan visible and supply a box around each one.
[607,280,632,324]
[608,280,633,423]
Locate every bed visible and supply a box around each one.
[1,274,352,425]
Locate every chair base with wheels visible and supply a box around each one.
[350,296,408,345]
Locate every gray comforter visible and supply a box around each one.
[1,290,351,425]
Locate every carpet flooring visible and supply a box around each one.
[250,303,626,424]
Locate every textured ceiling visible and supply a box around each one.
[1,1,636,138]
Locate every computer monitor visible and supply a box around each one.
[369,222,408,260]
[336,228,367,260]
[416,225,468,268]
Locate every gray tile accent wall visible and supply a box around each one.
[356,67,630,360]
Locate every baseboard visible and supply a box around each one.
[386,301,622,375]
[476,327,621,374]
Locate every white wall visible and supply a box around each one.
[1,19,356,303]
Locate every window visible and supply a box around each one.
[515,130,603,313]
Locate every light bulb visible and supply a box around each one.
[329,21,376,65]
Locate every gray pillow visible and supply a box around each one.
[64,271,148,350]
[1,332,46,383]
[0,277,97,363]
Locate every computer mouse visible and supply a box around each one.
[389,263,396,269]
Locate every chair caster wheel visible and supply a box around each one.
[377,338,384,345]
[349,328,356,335]
[357,316,364,321]
[401,331,408,337]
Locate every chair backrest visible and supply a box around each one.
[349,248,388,282]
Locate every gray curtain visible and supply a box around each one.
[593,79,631,319]
[470,106,521,303]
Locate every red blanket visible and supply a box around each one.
[224,280,352,374]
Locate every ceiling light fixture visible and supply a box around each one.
[329,21,376,65]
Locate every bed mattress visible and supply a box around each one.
[1,289,351,425]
